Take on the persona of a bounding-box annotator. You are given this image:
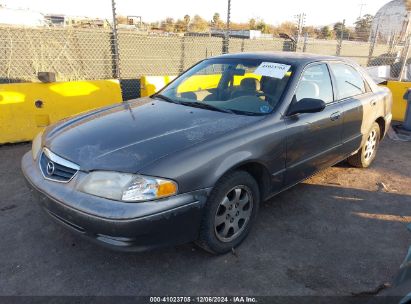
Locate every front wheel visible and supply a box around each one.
[196,171,260,254]
[347,122,380,168]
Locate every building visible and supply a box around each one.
[371,0,411,43]
[44,14,65,27]
[70,17,108,28]
[48,15,109,28]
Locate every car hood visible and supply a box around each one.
[44,98,262,172]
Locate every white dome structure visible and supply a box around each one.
[371,0,411,42]
[0,7,47,27]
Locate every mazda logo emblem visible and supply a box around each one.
[46,161,55,175]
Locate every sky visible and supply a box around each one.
[0,0,391,26]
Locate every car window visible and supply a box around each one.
[295,64,333,104]
[159,58,294,115]
[329,63,366,100]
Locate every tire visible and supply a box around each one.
[347,122,380,168]
[196,171,260,254]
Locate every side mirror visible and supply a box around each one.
[287,98,326,116]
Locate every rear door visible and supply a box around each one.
[328,62,377,156]
[284,63,343,186]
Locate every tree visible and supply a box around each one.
[211,13,224,29]
[230,22,249,30]
[149,21,160,29]
[303,26,319,38]
[276,21,298,37]
[319,26,333,39]
[190,15,209,32]
[333,22,353,40]
[183,14,191,30]
[160,17,175,32]
[249,18,257,30]
[256,20,269,34]
[354,14,374,41]
[175,19,187,32]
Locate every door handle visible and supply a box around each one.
[370,99,377,106]
[330,111,341,121]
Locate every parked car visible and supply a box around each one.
[22,52,392,254]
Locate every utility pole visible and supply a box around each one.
[294,13,306,51]
[223,0,231,54]
[111,0,121,79]
[359,2,367,19]
[336,19,346,56]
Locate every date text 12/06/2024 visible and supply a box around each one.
[149,296,258,303]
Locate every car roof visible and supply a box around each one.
[210,51,353,67]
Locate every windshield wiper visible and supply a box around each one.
[152,94,181,104]
[152,95,254,115]
[345,81,363,92]
[179,101,234,114]
[228,109,264,116]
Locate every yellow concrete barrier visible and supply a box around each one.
[140,76,177,97]
[0,79,122,144]
[382,81,409,122]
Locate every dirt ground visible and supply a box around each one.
[0,139,410,296]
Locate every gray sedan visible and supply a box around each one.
[22,52,392,254]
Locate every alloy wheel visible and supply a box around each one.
[364,129,377,161]
[214,185,253,243]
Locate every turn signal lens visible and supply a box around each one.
[157,180,178,197]
[78,171,178,202]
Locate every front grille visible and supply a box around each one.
[39,148,80,183]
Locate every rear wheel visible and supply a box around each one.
[196,171,260,254]
[347,122,380,168]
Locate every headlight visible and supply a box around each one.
[77,171,178,202]
[32,131,43,160]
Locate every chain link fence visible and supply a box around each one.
[0,26,115,83]
[0,24,410,100]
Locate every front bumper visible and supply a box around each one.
[21,152,210,251]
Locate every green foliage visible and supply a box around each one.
[183,15,191,28]
[256,20,269,33]
[319,26,333,39]
[276,21,298,37]
[333,22,353,40]
[212,12,225,29]
[160,18,175,32]
[189,15,210,32]
[249,18,257,30]
[354,14,374,41]
[175,19,187,32]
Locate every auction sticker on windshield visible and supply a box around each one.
[254,62,291,79]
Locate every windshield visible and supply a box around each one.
[157,58,294,115]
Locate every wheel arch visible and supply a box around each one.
[375,117,386,140]
[216,160,272,202]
